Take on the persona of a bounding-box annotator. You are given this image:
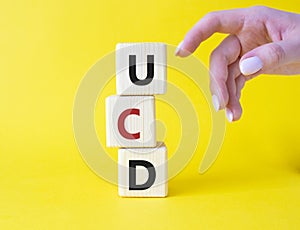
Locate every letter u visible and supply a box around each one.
[129,55,154,86]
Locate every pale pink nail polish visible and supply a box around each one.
[212,95,220,111]
[226,108,233,122]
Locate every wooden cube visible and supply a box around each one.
[116,43,167,95]
[106,95,156,147]
[118,143,168,197]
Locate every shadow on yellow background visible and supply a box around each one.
[1,0,300,229]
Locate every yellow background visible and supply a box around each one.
[1,0,300,229]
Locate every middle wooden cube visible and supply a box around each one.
[106,95,156,148]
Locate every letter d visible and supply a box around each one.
[129,160,156,190]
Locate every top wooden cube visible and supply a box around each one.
[116,43,167,95]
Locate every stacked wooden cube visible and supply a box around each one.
[106,43,168,197]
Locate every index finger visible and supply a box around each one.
[177,8,246,57]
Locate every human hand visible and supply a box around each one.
[175,6,300,122]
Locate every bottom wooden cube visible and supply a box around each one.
[118,143,168,197]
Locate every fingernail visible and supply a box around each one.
[212,95,220,111]
[240,56,263,75]
[175,41,184,56]
[226,108,233,122]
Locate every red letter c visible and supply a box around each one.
[118,108,140,139]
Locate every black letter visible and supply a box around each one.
[129,55,154,86]
[129,160,156,190]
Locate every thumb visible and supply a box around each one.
[239,40,298,76]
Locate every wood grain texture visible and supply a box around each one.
[106,95,156,147]
[118,143,168,197]
[116,43,167,95]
